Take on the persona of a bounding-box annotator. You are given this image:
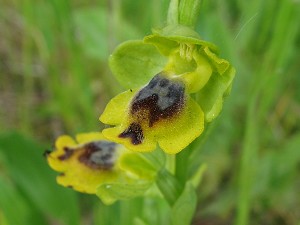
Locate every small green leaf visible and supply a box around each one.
[171,182,197,225]
[109,40,167,89]
[96,181,153,205]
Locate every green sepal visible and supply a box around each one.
[197,66,236,122]
[109,40,167,89]
[171,182,197,225]
[119,153,158,180]
[144,25,218,56]
[96,180,153,205]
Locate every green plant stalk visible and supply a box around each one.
[179,0,202,27]
[158,0,205,209]
[167,0,179,25]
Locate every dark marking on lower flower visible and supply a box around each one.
[58,147,74,161]
[131,73,185,127]
[78,141,116,170]
[119,123,144,145]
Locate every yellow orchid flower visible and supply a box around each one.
[47,132,156,198]
[100,25,235,154]
[47,132,125,194]
[100,72,204,154]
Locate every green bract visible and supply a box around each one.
[102,24,235,153]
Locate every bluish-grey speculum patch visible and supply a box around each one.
[131,73,185,126]
[79,141,117,169]
[119,73,186,145]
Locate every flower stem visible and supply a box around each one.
[179,0,202,28]
[167,0,179,25]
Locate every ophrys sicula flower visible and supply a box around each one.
[47,132,157,204]
[100,25,235,154]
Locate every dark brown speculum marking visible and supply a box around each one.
[78,141,117,170]
[119,123,144,145]
[118,73,185,145]
[58,147,74,160]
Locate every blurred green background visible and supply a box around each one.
[0,0,299,225]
